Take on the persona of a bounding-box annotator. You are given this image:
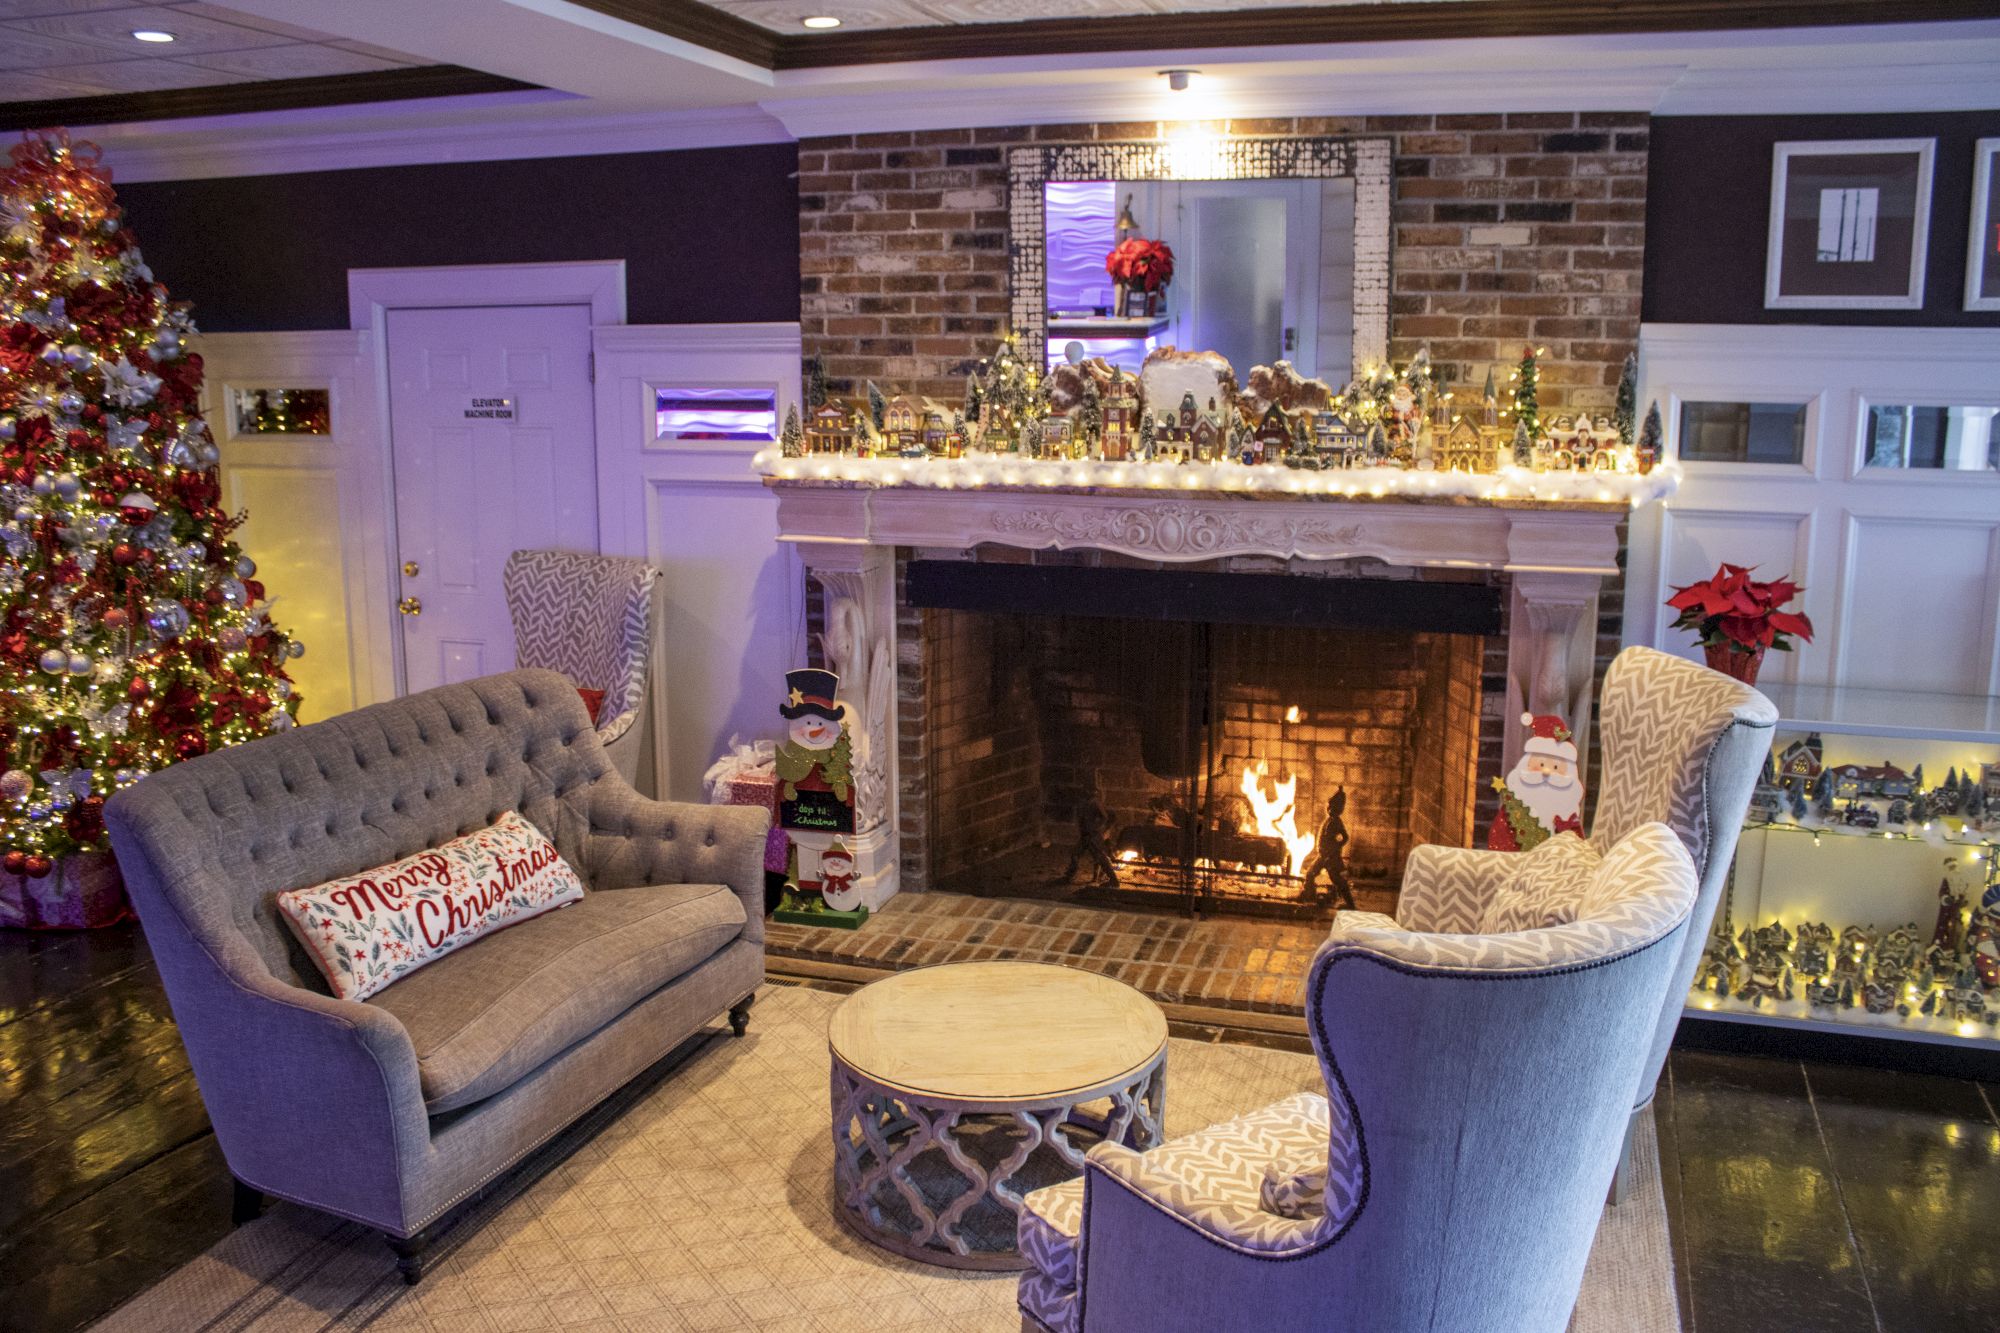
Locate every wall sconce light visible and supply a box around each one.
[1160,69,1200,92]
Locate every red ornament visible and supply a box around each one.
[118,490,157,526]
[2,850,25,875]
[173,730,207,760]
[103,606,128,630]
[202,584,225,605]
[23,854,53,879]
[110,543,138,567]
[126,675,149,700]
[138,548,156,566]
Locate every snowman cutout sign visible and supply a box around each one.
[773,668,868,926]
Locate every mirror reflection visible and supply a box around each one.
[1862,404,2000,471]
[1044,178,1356,385]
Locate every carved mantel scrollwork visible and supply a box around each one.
[990,504,1368,562]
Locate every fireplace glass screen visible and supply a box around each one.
[920,603,1486,920]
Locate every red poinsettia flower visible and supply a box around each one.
[1667,563,1814,653]
[1105,237,1177,292]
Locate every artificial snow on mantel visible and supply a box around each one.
[753,447,1680,510]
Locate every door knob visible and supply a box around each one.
[399,596,422,616]
[403,561,420,577]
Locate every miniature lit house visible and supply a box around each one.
[806,402,856,454]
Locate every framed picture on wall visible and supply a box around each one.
[1765,138,1934,310]
[1967,138,2000,312]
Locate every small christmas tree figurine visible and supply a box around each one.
[1509,344,1545,443]
[1614,352,1638,446]
[804,353,829,411]
[779,405,803,458]
[1635,400,1663,474]
[0,130,304,909]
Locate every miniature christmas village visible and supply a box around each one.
[1692,733,2000,1042]
[760,338,1678,506]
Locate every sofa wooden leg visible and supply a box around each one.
[230,1179,265,1226]
[729,993,755,1038]
[387,1230,433,1285]
[1607,1113,1636,1206]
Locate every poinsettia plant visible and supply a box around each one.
[1667,563,1814,654]
[1105,237,1175,292]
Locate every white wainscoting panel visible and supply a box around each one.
[594,324,804,802]
[1630,325,2000,697]
[199,330,390,722]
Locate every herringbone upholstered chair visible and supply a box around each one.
[1017,821,1700,1333]
[504,549,663,792]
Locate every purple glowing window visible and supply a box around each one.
[654,387,778,442]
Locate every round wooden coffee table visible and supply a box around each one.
[827,961,1168,1270]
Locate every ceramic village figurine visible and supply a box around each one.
[1735,922,1794,1007]
[1794,921,1834,980]
[1487,714,1584,852]
[1695,910,1743,995]
[772,667,867,928]
[1932,875,1968,954]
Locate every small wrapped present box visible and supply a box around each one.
[709,761,788,874]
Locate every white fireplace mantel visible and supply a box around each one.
[769,479,1657,909]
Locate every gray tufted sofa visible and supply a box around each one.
[104,669,768,1280]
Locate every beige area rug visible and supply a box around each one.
[94,984,1678,1333]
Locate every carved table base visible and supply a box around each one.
[829,1054,1166,1270]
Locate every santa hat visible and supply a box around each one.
[1521,712,1577,762]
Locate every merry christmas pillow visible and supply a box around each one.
[275,812,585,1001]
[1478,831,1600,934]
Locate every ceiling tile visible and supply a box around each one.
[321,38,428,65]
[0,0,131,16]
[6,4,296,55]
[18,55,251,92]
[913,0,1153,21]
[178,42,407,80]
[716,0,956,33]
[0,24,127,68]
[0,67,112,99]
[164,1,338,42]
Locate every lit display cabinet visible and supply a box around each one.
[1690,684,2000,1048]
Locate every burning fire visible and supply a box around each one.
[1240,760,1316,878]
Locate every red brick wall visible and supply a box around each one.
[798,113,1647,409]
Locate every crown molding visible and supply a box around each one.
[0,66,537,135]
[92,101,792,183]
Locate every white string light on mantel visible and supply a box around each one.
[754,447,1681,508]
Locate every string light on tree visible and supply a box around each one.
[0,129,304,885]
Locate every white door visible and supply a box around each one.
[386,304,598,693]
[1157,180,1320,378]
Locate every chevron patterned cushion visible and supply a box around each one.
[1017,1091,1345,1330]
[1477,831,1600,934]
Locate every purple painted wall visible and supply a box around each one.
[115,142,801,331]
[1644,111,2000,327]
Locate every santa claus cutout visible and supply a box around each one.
[1488,712,1585,852]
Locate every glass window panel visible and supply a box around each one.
[1678,400,1807,464]
[230,387,329,436]
[653,386,778,442]
[1861,404,2000,472]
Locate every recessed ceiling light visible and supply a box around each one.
[801,15,841,29]
[130,29,177,43]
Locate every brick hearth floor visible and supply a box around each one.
[766,892,1323,1028]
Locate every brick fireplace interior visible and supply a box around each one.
[901,559,1497,920]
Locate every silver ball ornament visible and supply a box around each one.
[52,472,81,500]
[61,344,90,368]
[38,648,68,674]
[266,709,295,732]
[30,474,53,498]
[0,415,14,440]
[235,556,256,579]
[287,639,306,659]
[271,679,291,700]
[146,598,191,642]
[55,391,85,416]
[219,577,247,608]
[218,625,247,651]
[67,652,91,676]
[0,769,30,802]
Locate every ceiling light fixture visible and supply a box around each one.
[131,28,177,42]
[801,15,841,28]
[1160,69,1199,92]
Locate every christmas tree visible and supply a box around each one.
[1,130,304,880]
[1614,352,1638,446]
[1507,345,1545,442]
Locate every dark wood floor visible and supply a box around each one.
[7,923,2000,1333]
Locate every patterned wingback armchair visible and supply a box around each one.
[1016,823,1699,1333]
[504,549,663,792]
[1394,644,1776,1191]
